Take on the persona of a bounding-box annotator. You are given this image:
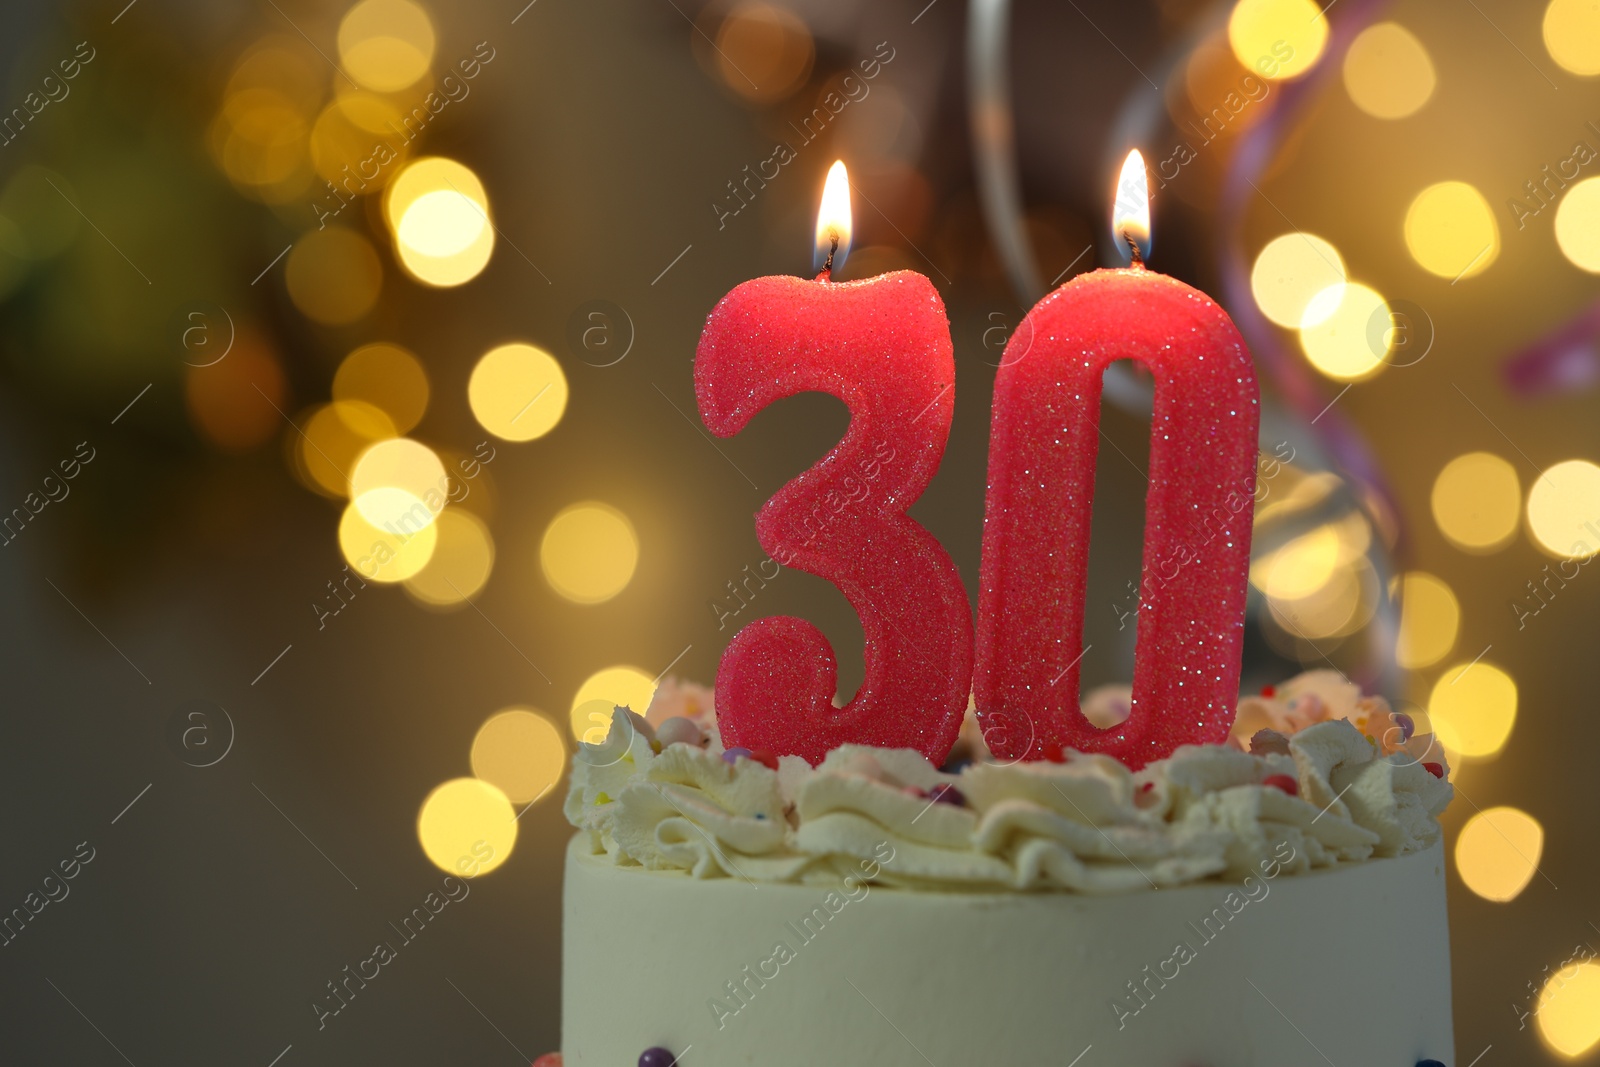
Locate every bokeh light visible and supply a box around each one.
[1554,178,1600,273]
[1265,557,1375,641]
[416,778,515,877]
[1527,459,1600,558]
[285,227,383,325]
[185,335,286,453]
[209,44,320,202]
[338,0,436,92]
[468,343,568,441]
[1299,281,1390,380]
[309,93,407,183]
[334,343,430,434]
[570,666,657,744]
[1251,232,1346,329]
[1404,181,1499,279]
[1342,22,1435,119]
[1429,662,1517,757]
[1455,806,1544,902]
[470,709,565,805]
[713,2,815,103]
[295,401,397,498]
[403,508,495,606]
[1251,524,1343,600]
[1536,961,1600,1058]
[350,438,447,527]
[1227,0,1327,80]
[338,490,438,582]
[385,157,494,286]
[1394,571,1460,670]
[1432,452,1521,552]
[540,502,640,604]
[1544,0,1600,76]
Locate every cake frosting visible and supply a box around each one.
[565,671,1453,895]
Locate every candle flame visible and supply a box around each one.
[815,160,853,274]
[1113,149,1151,264]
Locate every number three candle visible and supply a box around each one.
[975,151,1260,768]
[695,162,972,766]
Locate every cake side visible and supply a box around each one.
[562,835,1454,1065]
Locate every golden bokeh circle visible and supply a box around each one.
[338,489,438,582]
[350,437,447,525]
[468,343,568,441]
[416,778,516,877]
[1544,0,1600,76]
[1298,281,1390,381]
[540,502,639,604]
[1536,961,1600,1058]
[285,228,382,325]
[1431,452,1520,553]
[338,0,437,92]
[1554,177,1600,273]
[1455,806,1543,903]
[1342,22,1436,119]
[403,508,496,606]
[1394,571,1459,670]
[1428,662,1517,758]
[1527,459,1600,558]
[1227,0,1328,80]
[1251,232,1346,329]
[470,709,566,805]
[1404,181,1499,279]
[334,343,430,434]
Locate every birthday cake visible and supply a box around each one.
[546,163,1455,1065]
[554,672,1455,1066]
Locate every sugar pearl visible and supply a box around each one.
[656,717,704,748]
[639,1047,677,1067]
[721,746,753,765]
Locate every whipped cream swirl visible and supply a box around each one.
[564,678,1453,894]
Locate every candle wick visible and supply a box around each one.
[823,229,839,275]
[1122,231,1144,268]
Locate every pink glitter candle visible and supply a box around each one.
[975,152,1260,768]
[695,163,972,765]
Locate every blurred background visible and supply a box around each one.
[0,0,1596,1061]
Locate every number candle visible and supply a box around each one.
[695,162,973,766]
[975,151,1260,769]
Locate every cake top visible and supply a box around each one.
[565,671,1453,894]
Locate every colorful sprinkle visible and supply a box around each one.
[1260,684,1276,697]
[1394,712,1415,742]
[721,747,753,765]
[594,792,612,805]
[930,784,966,806]
[1423,762,1446,779]
[1263,774,1299,796]
[639,1048,677,1067]
[532,1055,563,1067]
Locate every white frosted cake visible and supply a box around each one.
[550,672,1456,1066]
